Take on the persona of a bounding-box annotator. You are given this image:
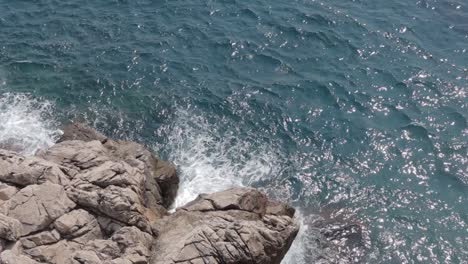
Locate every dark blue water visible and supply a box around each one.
[0,0,467,263]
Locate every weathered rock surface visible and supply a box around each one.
[0,213,22,241]
[0,150,70,187]
[0,183,75,236]
[0,123,298,264]
[150,187,299,264]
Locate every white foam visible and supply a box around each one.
[161,109,281,208]
[282,210,309,264]
[158,108,307,263]
[0,93,61,155]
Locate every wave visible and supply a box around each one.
[153,108,311,263]
[158,108,281,207]
[0,92,61,155]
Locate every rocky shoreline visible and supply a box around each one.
[0,123,299,264]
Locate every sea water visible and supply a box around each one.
[0,0,467,263]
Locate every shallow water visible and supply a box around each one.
[0,0,467,263]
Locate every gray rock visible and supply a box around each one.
[152,160,178,208]
[39,137,170,233]
[181,187,268,215]
[0,213,22,241]
[39,140,109,174]
[0,124,299,264]
[24,240,82,263]
[58,123,107,143]
[0,183,75,236]
[66,184,153,233]
[97,216,125,236]
[111,226,153,255]
[103,139,178,210]
[0,250,40,264]
[0,183,19,202]
[83,239,121,259]
[0,150,70,187]
[58,123,179,209]
[151,188,299,264]
[20,230,61,249]
[53,209,102,243]
[266,200,296,218]
[70,250,102,264]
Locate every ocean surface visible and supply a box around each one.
[0,0,467,263]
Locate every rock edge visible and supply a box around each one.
[0,123,299,264]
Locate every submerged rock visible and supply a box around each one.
[0,123,298,264]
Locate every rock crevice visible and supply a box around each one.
[0,123,299,264]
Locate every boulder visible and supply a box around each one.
[58,123,179,209]
[151,188,299,264]
[24,240,82,263]
[20,230,61,249]
[69,250,102,264]
[0,183,75,236]
[0,123,299,264]
[0,213,22,241]
[40,140,157,233]
[39,128,177,232]
[57,122,107,143]
[0,150,69,187]
[103,139,178,210]
[181,187,268,214]
[53,209,102,243]
[0,183,19,202]
[0,250,40,264]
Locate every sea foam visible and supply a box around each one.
[157,108,307,263]
[0,93,61,155]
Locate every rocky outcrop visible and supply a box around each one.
[0,123,299,264]
[151,188,298,264]
[0,183,75,236]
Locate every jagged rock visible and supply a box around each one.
[20,230,61,249]
[0,183,19,202]
[152,160,178,208]
[39,140,109,175]
[39,140,155,233]
[181,187,268,214]
[0,150,70,187]
[53,209,102,243]
[111,226,153,254]
[59,122,179,209]
[0,250,40,264]
[24,240,82,263]
[97,216,125,236]
[266,200,296,218]
[39,130,174,233]
[69,250,102,264]
[0,124,298,264]
[151,188,299,264]
[0,213,22,241]
[0,239,5,252]
[99,226,154,263]
[83,239,121,259]
[66,184,153,233]
[0,183,75,236]
[58,122,107,143]
[103,139,178,211]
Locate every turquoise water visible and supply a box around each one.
[0,0,467,263]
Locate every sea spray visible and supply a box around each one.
[159,109,281,206]
[0,93,61,155]
[282,210,309,264]
[155,108,309,263]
